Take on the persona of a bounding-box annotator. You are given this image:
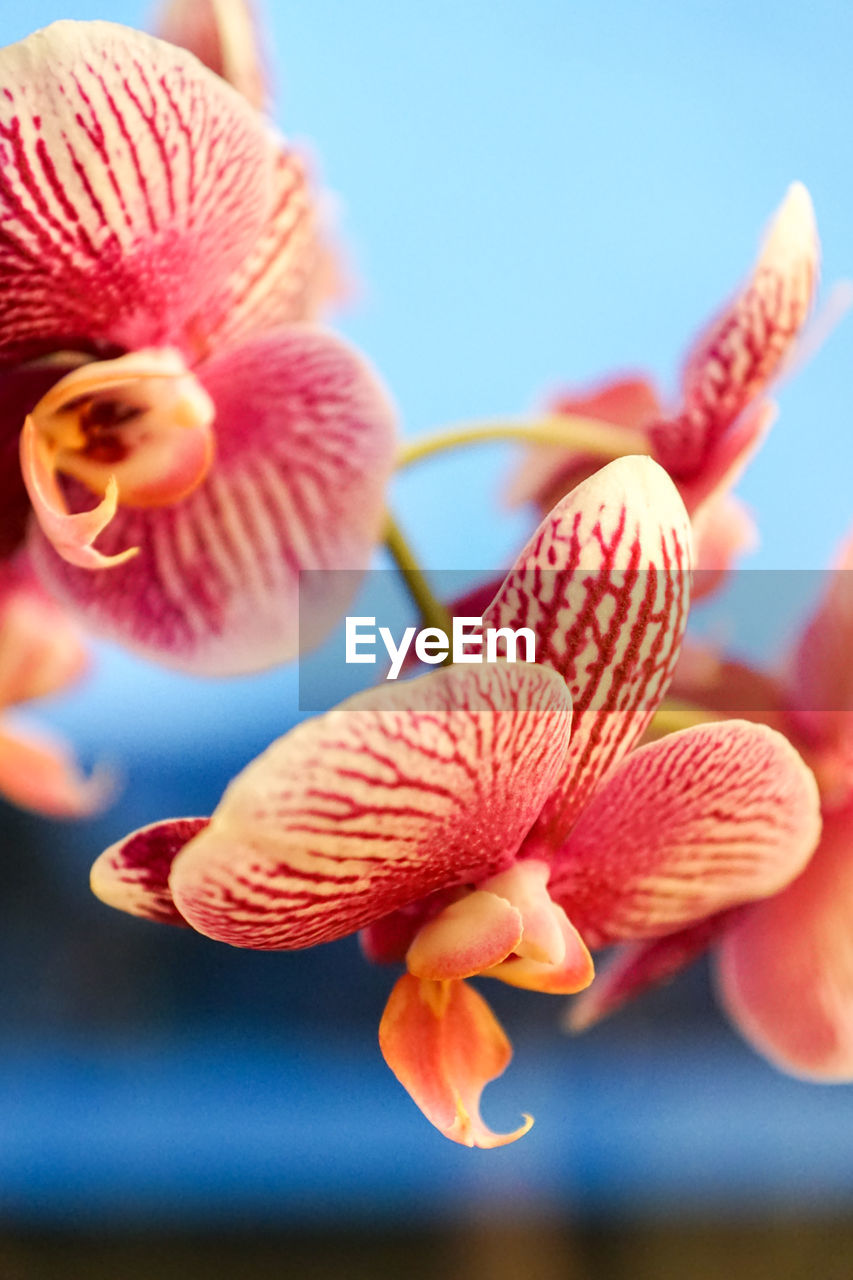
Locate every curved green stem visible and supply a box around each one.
[384,512,453,637]
[396,414,650,471]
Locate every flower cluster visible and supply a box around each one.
[0,2,847,1147]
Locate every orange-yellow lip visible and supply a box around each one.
[20,349,216,571]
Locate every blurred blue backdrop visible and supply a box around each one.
[0,0,852,1235]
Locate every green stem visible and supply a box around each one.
[384,512,454,636]
[396,414,650,471]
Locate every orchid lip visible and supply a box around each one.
[20,349,216,571]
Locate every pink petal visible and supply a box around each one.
[485,455,693,846]
[691,493,758,601]
[568,912,736,1031]
[30,328,397,675]
[676,399,775,518]
[0,21,272,362]
[788,525,853,764]
[716,805,853,1080]
[168,662,573,949]
[667,643,789,730]
[0,557,88,704]
[406,891,523,981]
[548,720,821,947]
[652,184,818,478]
[378,974,533,1148]
[0,720,110,817]
[506,375,661,513]
[90,816,209,925]
[206,142,329,344]
[154,0,268,110]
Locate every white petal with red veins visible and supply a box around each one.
[653,184,818,478]
[168,662,573,949]
[549,720,821,947]
[0,21,272,359]
[485,455,693,846]
[91,816,210,926]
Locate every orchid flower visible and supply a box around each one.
[507,183,819,593]
[89,457,820,1146]
[0,21,395,675]
[152,0,347,314]
[572,528,853,1081]
[0,558,107,816]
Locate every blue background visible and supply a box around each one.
[1,0,852,1236]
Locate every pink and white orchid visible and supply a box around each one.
[0,558,107,816]
[0,21,395,675]
[508,183,819,593]
[572,529,853,1081]
[89,457,820,1146]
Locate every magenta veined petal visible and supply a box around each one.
[652,183,818,478]
[30,328,397,675]
[0,20,273,362]
[716,805,853,1081]
[206,142,329,345]
[167,662,573,950]
[485,455,693,846]
[91,817,209,926]
[154,0,268,110]
[548,720,821,948]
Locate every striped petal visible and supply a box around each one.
[29,328,396,674]
[378,974,533,1148]
[154,0,268,110]
[91,816,209,926]
[206,142,329,345]
[676,399,775,523]
[652,184,818,479]
[484,455,692,846]
[548,720,821,948]
[167,662,573,949]
[0,21,272,362]
[505,375,661,514]
[716,806,853,1080]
